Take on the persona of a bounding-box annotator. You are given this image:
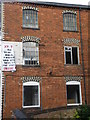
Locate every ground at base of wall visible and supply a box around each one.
[32,108,76,119]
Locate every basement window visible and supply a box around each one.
[64,46,79,65]
[66,81,82,106]
[23,81,40,108]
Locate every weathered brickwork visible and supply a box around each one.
[2,2,89,118]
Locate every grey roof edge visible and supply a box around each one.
[1,0,90,9]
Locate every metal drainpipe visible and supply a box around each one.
[79,8,87,104]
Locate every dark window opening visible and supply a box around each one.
[66,51,71,64]
[72,47,78,64]
[67,85,80,104]
[65,47,79,65]
[24,86,39,106]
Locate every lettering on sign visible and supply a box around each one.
[2,44,16,71]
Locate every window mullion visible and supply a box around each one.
[71,47,73,64]
[77,47,79,64]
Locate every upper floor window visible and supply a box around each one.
[63,11,77,31]
[64,46,79,65]
[23,41,39,66]
[23,9,38,28]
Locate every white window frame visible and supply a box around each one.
[64,46,79,65]
[66,81,82,106]
[23,41,39,66]
[23,81,40,108]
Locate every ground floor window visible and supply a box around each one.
[23,81,40,108]
[66,81,82,106]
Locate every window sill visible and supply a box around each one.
[22,65,40,67]
[63,29,78,32]
[67,103,82,106]
[22,26,40,30]
[23,105,40,108]
[64,64,81,66]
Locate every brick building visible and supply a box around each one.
[1,0,90,118]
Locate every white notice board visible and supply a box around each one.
[2,44,16,71]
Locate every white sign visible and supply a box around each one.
[2,44,16,71]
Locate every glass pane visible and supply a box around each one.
[67,85,80,104]
[74,14,77,31]
[23,9,38,28]
[63,13,77,31]
[65,51,71,64]
[23,42,39,65]
[72,47,78,64]
[64,14,68,30]
[25,51,30,58]
[24,86,38,106]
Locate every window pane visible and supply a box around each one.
[65,51,71,64]
[23,9,38,28]
[23,42,39,66]
[24,86,38,106]
[67,85,80,104]
[63,13,77,31]
[72,47,78,64]
[25,51,30,58]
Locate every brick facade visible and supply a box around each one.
[2,2,89,118]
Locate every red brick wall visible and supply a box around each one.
[88,9,90,104]
[2,2,89,118]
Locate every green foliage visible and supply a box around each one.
[73,105,90,120]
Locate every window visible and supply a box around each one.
[64,46,79,64]
[63,12,77,31]
[23,9,38,28]
[23,42,39,66]
[66,81,82,106]
[23,81,40,108]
